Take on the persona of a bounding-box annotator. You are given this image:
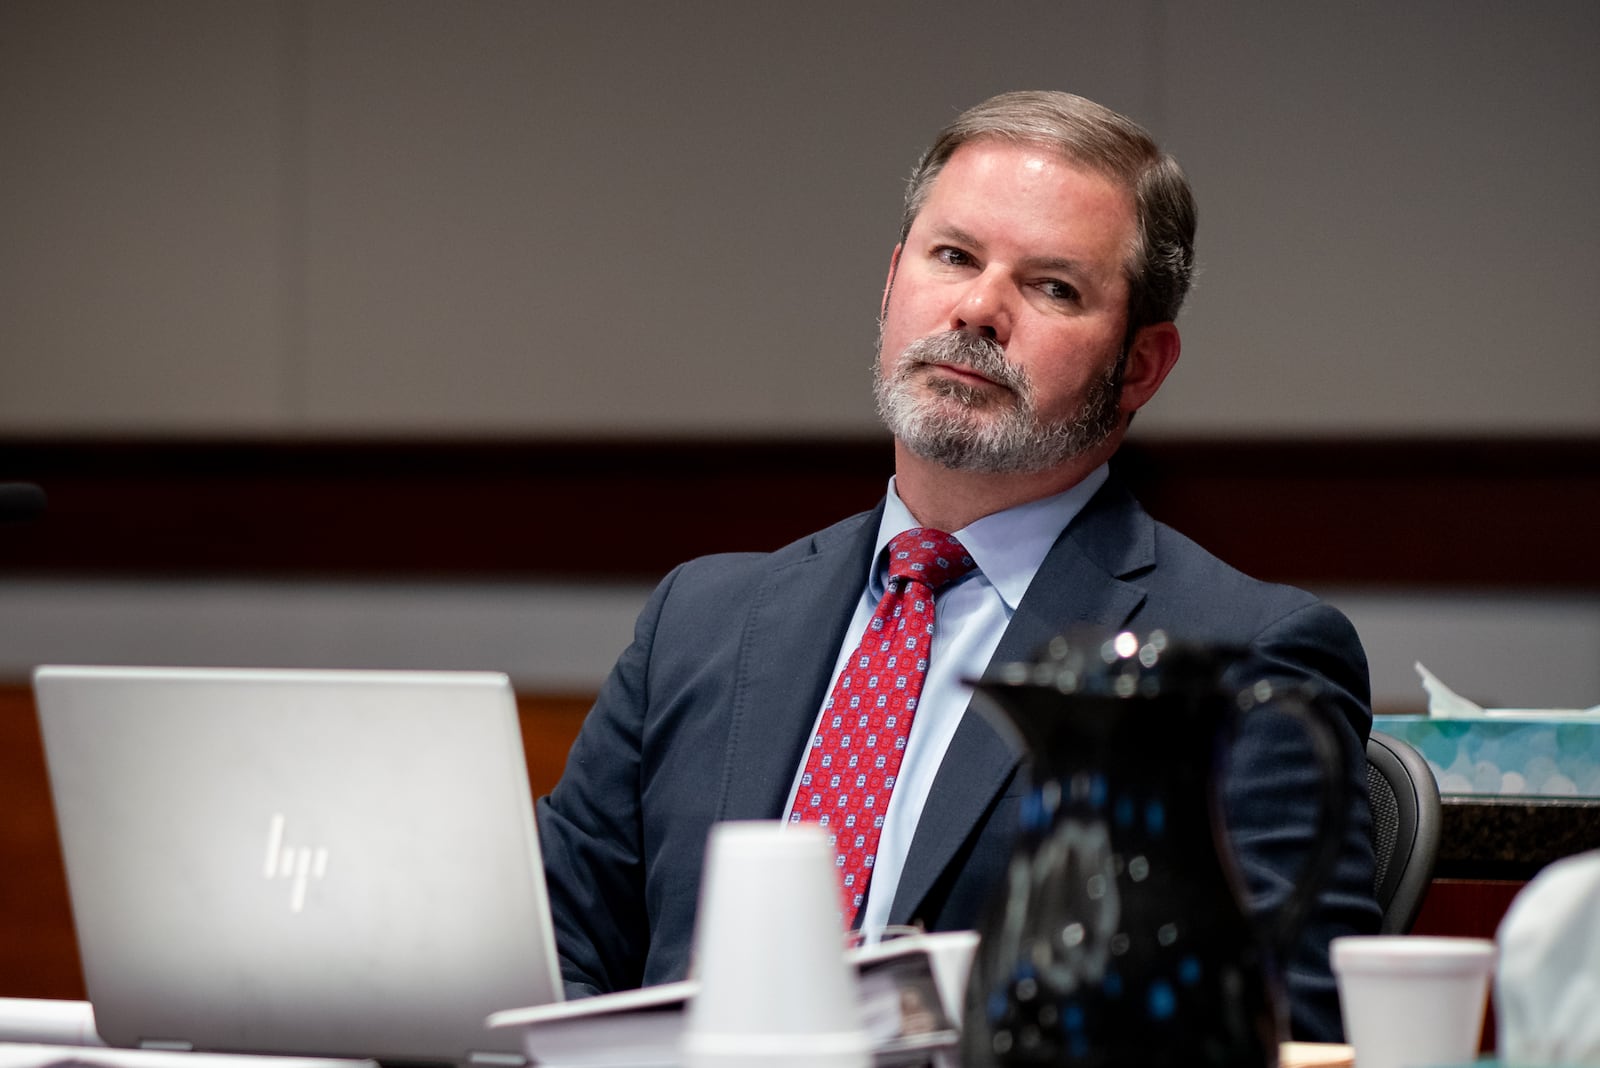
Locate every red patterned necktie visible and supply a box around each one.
[788,528,977,925]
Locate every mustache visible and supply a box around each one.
[895,331,1030,396]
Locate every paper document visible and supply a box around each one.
[0,1043,373,1068]
[0,1000,103,1048]
[488,931,968,1067]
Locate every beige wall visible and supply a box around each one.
[2,0,1597,438]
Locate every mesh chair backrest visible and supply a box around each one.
[1366,759,1400,896]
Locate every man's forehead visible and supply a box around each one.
[913,141,1139,278]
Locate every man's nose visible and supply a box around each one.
[946,270,1011,344]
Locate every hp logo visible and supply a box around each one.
[263,814,328,913]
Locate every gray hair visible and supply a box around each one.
[899,91,1197,333]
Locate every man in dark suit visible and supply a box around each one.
[536,90,1380,1041]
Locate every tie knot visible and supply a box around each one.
[886,528,976,592]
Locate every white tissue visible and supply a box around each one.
[1496,850,1600,1064]
[1415,662,1600,718]
[1416,662,1487,718]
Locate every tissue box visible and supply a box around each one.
[1374,716,1600,798]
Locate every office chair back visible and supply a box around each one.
[1366,730,1443,933]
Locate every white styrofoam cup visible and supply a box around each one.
[1331,935,1496,1068]
[682,821,871,1068]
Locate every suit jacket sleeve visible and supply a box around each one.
[535,563,678,997]
[1218,596,1380,1043]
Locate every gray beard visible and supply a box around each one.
[873,330,1123,475]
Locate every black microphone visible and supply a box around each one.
[0,482,47,522]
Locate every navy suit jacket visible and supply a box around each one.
[536,477,1381,1041]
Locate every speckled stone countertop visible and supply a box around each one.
[1437,796,1600,880]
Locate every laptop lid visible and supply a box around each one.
[33,665,564,1066]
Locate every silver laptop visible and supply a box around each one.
[33,666,564,1066]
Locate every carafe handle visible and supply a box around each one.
[1235,679,1351,957]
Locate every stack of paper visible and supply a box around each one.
[488,932,968,1068]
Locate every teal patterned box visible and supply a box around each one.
[1373,715,1600,798]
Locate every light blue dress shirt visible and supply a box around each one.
[783,463,1111,939]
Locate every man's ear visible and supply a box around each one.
[881,244,903,319]
[1117,322,1181,416]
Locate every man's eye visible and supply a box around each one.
[1039,280,1081,303]
[934,246,972,266]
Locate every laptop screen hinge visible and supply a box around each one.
[139,1040,195,1052]
[467,1053,526,1067]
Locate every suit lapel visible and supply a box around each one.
[889,479,1156,923]
[716,508,883,821]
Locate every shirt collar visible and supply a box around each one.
[871,463,1110,610]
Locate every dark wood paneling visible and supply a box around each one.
[1411,879,1523,942]
[1411,879,1526,1051]
[0,438,893,583]
[0,683,82,1000]
[3,435,1597,587]
[1116,437,1600,590]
